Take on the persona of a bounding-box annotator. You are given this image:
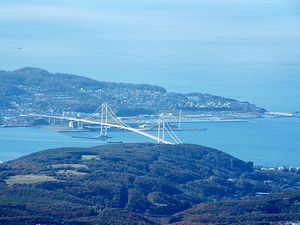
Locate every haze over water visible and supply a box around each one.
[1,0,300,111]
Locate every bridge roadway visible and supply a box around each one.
[27,114,174,145]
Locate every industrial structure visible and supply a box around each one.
[27,103,182,145]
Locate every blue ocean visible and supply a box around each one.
[0,0,299,165]
[1,117,300,166]
[1,0,300,111]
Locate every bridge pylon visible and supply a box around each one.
[156,115,182,144]
[99,103,109,137]
[27,103,182,145]
[157,115,165,143]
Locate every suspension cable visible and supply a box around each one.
[164,120,182,144]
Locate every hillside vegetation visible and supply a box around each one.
[0,143,299,224]
[170,190,300,225]
[0,67,265,119]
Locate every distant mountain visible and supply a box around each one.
[0,143,299,224]
[0,67,265,118]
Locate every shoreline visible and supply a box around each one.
[2,110,297,129]
[0,115,256,129]
[1,115,296,131]
[0,116,299,167]
[1,144,299,169]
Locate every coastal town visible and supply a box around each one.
[0,67,267,127]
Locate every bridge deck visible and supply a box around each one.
[27,114,174,144]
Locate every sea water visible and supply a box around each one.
[1,0,300,112]
[0,1,300,165]
[0,117,299,166]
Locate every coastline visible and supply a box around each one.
[0,116,299,167]
[1,111,296,130]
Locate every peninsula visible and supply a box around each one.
[0,67,265,127]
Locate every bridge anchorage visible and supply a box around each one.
[28,103,182,145]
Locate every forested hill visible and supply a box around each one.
[170,190,300,225]
[0,143,299,224]
[0,67,265,117]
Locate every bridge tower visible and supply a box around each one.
[27,102,182,144]
[178,110,182,128]
[156,114,182,144]
[99,103,109,137]
[157,115,166,143]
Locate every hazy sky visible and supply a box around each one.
[1,0,300,111]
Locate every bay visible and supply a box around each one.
[1,117,299,166]
[0,0,300,167]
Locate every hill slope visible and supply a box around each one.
[170,190,300,225]
[0,143,299,224]
[0,67,265,120]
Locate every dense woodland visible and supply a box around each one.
[0,143,299,224]
[170,190,300,225]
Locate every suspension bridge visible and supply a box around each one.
[26,103,182,145]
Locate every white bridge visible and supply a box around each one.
[27,103,182,145]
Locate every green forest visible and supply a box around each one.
[0,143,299,224]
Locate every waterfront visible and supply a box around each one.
[1,117,299,166]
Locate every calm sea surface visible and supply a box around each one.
[1,0,300,111]
[1,117,299,166]
[0,1,300,165]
